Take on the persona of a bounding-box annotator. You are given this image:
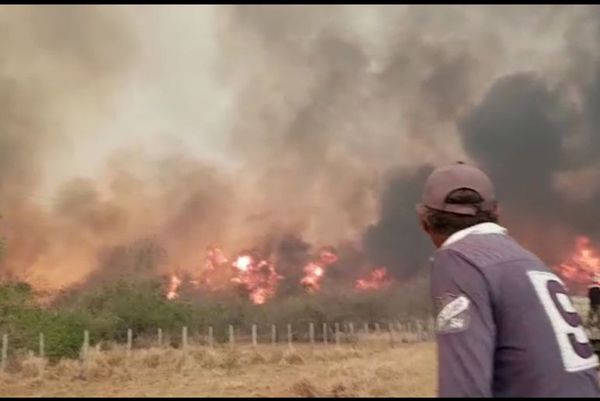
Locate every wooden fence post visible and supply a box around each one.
[309,323,315,349]
[39,333,45,377]
[126,328,132,360]
[429,317,436,340]
[208,326,214,348]
[335,323,341,347]
[82,330,90,377]
[287,323,292,349]
[252,324,257,348]
[271,325,276,345]
[39,333,45,359]
[229,325,235,348]
[83,330,90,358]
[157,328,163,348]
[323,323,328,345]
[182,326,188,350]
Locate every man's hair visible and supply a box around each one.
[423,188,498,237]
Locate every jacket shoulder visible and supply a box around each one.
[443,234,539,269]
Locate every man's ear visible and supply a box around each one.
[492,202,500,221]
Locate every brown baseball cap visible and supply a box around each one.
[417,161,496,216]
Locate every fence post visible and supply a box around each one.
[82,330,90,377]
[335,323,340,347]
[229,325,235,348]
[429,317,436,340]
[388,322,395,348]
[127,328,132,361]
[157,328,163,348]
[39,333,45,359]
[182,326,188,350]
[309,323,315,349]
[252,324,257,348]
[208,326,214,348]
[83,330,90,358]
[1,334,7,373]
[287,323,292,349]
[323,323,328,345]
[349,322,355,343]
[271,325,276,345]
[39,333,45,377]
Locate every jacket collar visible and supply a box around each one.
[441,222,508,249]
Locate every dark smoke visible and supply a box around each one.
[461,73,566,205]
[363,166,434,280]
[455,8,600,265]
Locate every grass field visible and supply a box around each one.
[0,341,437,397]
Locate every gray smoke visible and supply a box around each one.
[4,6,600,292]
[0,6,138,288]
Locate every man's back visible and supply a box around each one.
[433,230,600,397]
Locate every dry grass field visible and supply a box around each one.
[0,340,437,397]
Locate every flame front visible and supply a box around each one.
[301,246,338,293]
[355,267,391,291]
[233,255,252,272]
[231,252,282,304]
[166,274,182,300]
[165,244,395,303]
[555,236,600,293]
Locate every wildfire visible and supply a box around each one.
[166,274,182,300]
[164,243,394,303]
[301,246,338,293]
[355,267,391,291]
[198,246,229,290]
[232,255,252,272]
[206,246,228,268]
[555,236,600,294]
[231,252,282,304]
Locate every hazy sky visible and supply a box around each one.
[40,5,587,199]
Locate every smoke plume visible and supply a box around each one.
[2,6,600,295]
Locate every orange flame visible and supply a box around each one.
[301,246,338,293]
[555,236,600,293]
[166,274,182,300]
[355,267,391,291]
[199,246,229,290]
[231,252,282,304]
[206,246,228,267]
[233,255,252,272]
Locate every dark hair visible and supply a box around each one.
[423,189,498,236]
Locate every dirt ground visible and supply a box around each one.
[0,341,437,397]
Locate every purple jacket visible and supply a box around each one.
[431,223,600,397]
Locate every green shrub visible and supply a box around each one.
[0,270,433,359]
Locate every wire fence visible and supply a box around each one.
[0,317,438,376]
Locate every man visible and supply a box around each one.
[416,161,600,397]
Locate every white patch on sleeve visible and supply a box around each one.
[436,294,471,334]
